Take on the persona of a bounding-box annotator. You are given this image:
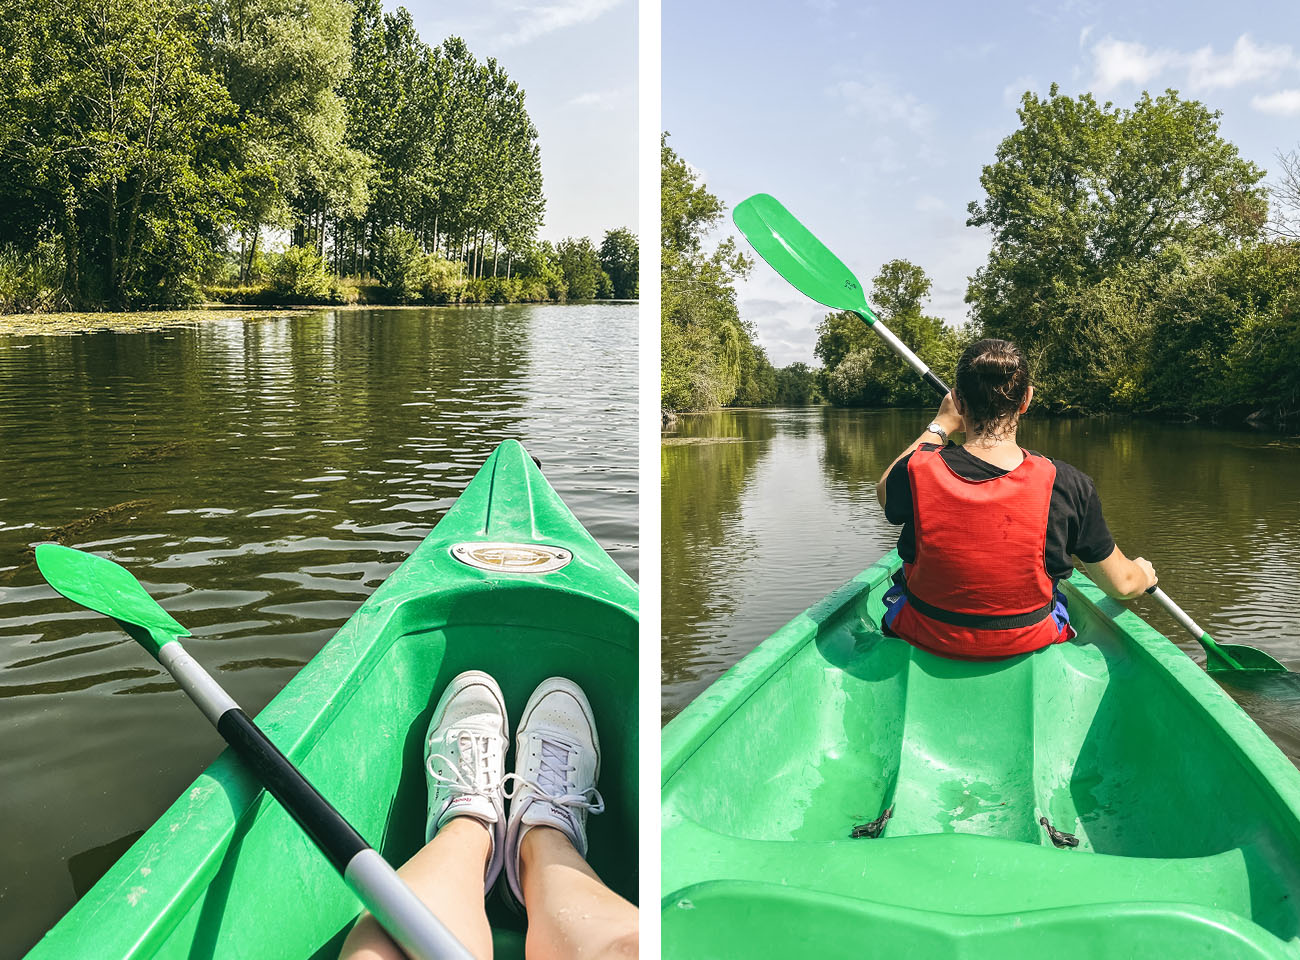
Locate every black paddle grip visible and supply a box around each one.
[216,708,369,873]
[922,370,950,398]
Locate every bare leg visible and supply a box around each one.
[520,826,638,960]
[339,817,494,960]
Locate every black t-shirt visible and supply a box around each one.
[883,444,1115,582]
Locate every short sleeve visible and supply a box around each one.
[1072,477,1115,563]
[883,454,914,526]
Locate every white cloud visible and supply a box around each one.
[1252,89,1300,115]
[1186,35,1295,90]
[568,88,624,110]
[496,0,623,48]
[1079,25,1093,48]
[827,80,932,134]
[1089,33,1297,96]
[1090,39,1175,94]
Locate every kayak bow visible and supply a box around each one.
[28,440,638,960]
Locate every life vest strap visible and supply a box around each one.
[902,586,1055,631]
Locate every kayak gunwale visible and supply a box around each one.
[662,549,1300,956]
[28,440,638,960]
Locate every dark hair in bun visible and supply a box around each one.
[954,338,1030,436]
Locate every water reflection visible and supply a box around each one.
[0,303,636,958]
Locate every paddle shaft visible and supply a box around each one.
[854,308,951,398]
[1143,586,1244,670]
[156,641,472,960]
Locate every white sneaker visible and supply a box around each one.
[424,670,508,892]
[502,677,604,907]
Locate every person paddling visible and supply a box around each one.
[877,338,1158,660]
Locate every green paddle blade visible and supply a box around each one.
[733,193,877,321]
[1207,642,1288,674]
[35,543,188,659]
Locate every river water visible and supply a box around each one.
[0,303,637,956]
[662,407,1300,757]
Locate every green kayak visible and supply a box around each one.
[662,550,1300,958]
[28,439,637,960]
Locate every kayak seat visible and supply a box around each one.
[661,879,1300,960]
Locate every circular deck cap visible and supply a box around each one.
[450,542,572,574]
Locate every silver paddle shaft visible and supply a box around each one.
[868,314,931,379]
[1147,586,1208,639]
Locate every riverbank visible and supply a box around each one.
[0,300,638,337]
[664,402,1299,428]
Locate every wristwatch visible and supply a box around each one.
[925,421,948,444]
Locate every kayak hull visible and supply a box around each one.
[29,440,638,959]
[662,551,1300,958]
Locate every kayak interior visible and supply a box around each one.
[662,551,1300,957]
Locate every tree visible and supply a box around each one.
[815,259,963,407]
[600,228,638,299]
[661,134,767,410]
[967,85,1267,408]
[556,237,610,299]
[0,0,243,306]
[773,363,822,405]
[207,0,367,281]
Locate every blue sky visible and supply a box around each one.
[665,0,1300,366]
[398,0,637,242]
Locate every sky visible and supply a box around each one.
[395,0,637,243]
[664,0,1300,367]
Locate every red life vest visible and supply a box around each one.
[887,444,1073,659]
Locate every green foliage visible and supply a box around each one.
[268,246,332,300]
[967,85,1269,411]
[773,363,823,405]
[1145,243,1300,419]
[556,237,612,300]
[515,242,568,300]
[600,228,639,299]
[0,0,243,307]
[339,14,544,282]
[372,227,425,303]
[826,350,884,407]
[0,0,589,312]
[814,311,873,371]
[0,242,70,313]
[815,260,966,408]
[733,342,777,406]
[662,134,768,411]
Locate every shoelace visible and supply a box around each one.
[503,734,605,818]
[426,728,502,800]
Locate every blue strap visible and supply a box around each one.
[1051,586,1071,631]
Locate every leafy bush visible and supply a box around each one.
[0,242,70,313]
[268,246,332,300]
[421,257,466,304]
[372,227,425,303]
[826,349,886,407]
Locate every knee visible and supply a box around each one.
[602,927,638,960]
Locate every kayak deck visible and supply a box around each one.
[29,441,638,959]
[662,552,1300,958]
